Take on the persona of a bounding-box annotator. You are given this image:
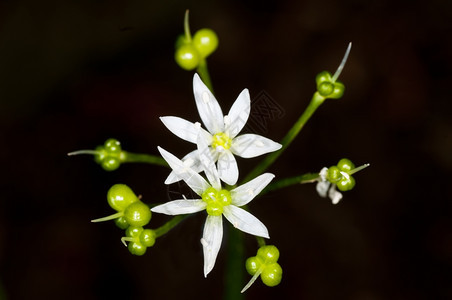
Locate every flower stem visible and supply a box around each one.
[262,172,320,195]
[243,92,326,183]
[154,215,188,238]
[197,59,214,92]
[224,224,245,300]
[123,151,168,167]
[256,236,266,248]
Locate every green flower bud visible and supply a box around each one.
[124,202,152,227]
[107,184,139,212]
[175,44,200,70]
[261,263,282,287]
[193,28,219,58]
[257,245,280,264]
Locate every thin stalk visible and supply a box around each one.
[123,151,168,167]
[224,224,245,300]
[197,59,213,92]
[243,92,326,183]
[262,173,320,195]
[154,215,188,238]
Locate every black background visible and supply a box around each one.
[0,0,451,299]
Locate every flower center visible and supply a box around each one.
[202,187,232,216]
[211,132,232,151]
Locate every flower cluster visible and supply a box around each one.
[152,74,282,276]
[68,14,369,294]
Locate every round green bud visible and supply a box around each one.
[107,184,139,212]
[124,201,152,227]
[140,229,156,247]
[327,166,342,183]
[318,82,335,97]
[337,158,355,173]
[175,34,189,49]
[193,28,219,58]
[257,245,280,264]
[104,138,121,154]
[128,242,147,256]
[101,157,120,171]
[315,71,332,86]
[126,226,143,238]
[94,145,106,164]
[246,256,263,276]
[115,216,129,230]
[336,175,356,192]
[328,81,345,99]
[175,44,200,70]
[261,263,282,287]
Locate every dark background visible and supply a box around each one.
[0,0,451,299]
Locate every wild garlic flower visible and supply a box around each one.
[161,73,281,185]
[152,146,274,277]
[316,167,343,204]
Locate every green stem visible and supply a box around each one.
[123,151,168,167]
[256,236,266,248]
[224,224,245,300]
[197,59,214,92]
[262,172,320,195]
[242,92,326,183]
[154,215,188,238]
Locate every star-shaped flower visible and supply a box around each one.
[161,73,281,186]
[152,146,274,277]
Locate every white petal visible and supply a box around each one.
[193,73,224,134]
[197,132,221,190]
[151,199,206,215]
[201,215,223,277]
[223,206,269,238]
[165,150,203,184]
[217,151,239,186]
[231,134,282,158]
[230,173,275,206]
[158,147,210,196]
[316,181,330,198]
[319,167,328,181]
[224,89,250,139]
[328,184,343,204]
[160,116,200,144]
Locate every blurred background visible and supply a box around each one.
[0,0,451,299]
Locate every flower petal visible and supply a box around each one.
[231,134,282,158]
[328,184,343,204]
[201,215,223,277]
[151,199,206,215]
[158,147,210,196]
[230,173,275,206]
[197,131,221,190]
[223,205,269,238]
[217,151,239,186]
[165,150,203,184]
[224,88,250,139]
[160,116,201,144]
[316,181,330,198]
[193,73,224,134]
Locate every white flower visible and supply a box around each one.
[316,167,343,204]
[152,146,274,277]
[161,73,282,185]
